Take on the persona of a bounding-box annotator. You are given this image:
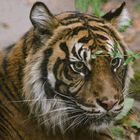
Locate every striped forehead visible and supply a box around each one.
[68,30,115,62]
[56,12,104,25]
[56,12,124,60]
[70,42,91,62]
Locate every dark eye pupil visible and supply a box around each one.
[75,62,84,69]
[112,58,119,66]
[70,61,89,75]
[111,57,122,68]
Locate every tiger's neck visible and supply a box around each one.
[0,32,33,91]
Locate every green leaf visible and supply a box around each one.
[124,57,134,65]
[126,50,135,55]
[115,52,123,58]
[75,0,106,17]
[91,55,96,59]
[133,54,140,59]
[111,127,125,138]
[75,0,89,12]
[95,50,103,55]
[108,50,114,57]
[108,41,123,59]
[115,98,134,121]
[128,120,140,129]
[91,50,103,59]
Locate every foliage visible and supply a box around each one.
[91,50,103,59]
[134,3,140,12]
[129,60,140,95]
[91,41,140,65]
[111,126,125,139]
[128,120,140,129]
[115,98,134,121]
[111,98,140,139]
[119,19,132,32]
[75,0,106,16]
[107,41,140,65]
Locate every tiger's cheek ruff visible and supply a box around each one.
[23,51,69,133]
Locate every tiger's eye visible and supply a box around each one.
[111,57,122,69]
[74,62,84,70]
[70,61,89,75]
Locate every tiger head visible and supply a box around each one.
[23,2,133,133]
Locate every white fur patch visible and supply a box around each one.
[31,5,51,27]
[23,55,68,133]
[47,72,56,88]
[106,39,114,52]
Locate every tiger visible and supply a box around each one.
[0,1,133,140]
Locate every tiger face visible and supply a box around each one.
[24,2,133,132]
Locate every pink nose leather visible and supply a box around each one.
[102,100,116,110]
[97,99,117,111]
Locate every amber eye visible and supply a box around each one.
[70,61,86,73]
[74,62,84,70]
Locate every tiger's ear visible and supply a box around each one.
[30,2,58,33]
[102,2,131,30]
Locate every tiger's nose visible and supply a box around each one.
[96,98,117,111]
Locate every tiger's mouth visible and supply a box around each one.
[50,91,122,129]
[65,102,121,129]
[66,109,115,130]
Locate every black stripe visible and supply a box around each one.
[61,20,81,25]
[0,124,12,138]
[0,116,13,138]
[63,62,73,81]
[41,48,57,98]
[59,42,69,58]
[0,101,14,117]
[22,38,29,59]
[53,58,62,80]
[78,36,91,44]
[2,56,8,73]
[78,46,83,60]
[62,13,82,21]
[53,58,68,92]
[1,56,19,95]
[61,12,104,24]
[95,34,108,40]
[87,25,108,34]
[41,48,53,78]
[0,84,21,112]
[70,25,108,37]
[71,45,80,60]
[0,114,23,140]
[59,43,73,80]
[70,26,87,36]
[88,17,104,23]
[17,64,24,88]
[83,51,87,61]
[61,18,104,26]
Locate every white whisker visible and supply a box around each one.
[38,107,73,117]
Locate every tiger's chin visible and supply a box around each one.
[40,108,115,134]
[88,117,113,132]
[75,113,114,132]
